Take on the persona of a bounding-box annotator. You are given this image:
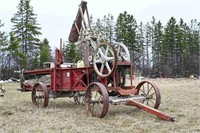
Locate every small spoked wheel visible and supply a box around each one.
[32,82,49,107]
[136,81,161,109]
[74,92,85,105]
[93,42,117,78]
[112,43,130,61]
[85,82,109,118]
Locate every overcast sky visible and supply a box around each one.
[0,0,199,49]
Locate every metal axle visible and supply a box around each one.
[109,95,145,105]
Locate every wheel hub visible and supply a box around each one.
[101,57,106,64]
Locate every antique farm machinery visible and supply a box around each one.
[21,1,174,121]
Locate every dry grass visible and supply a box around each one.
[0,78,200,133]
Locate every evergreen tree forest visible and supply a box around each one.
[0,1,199,80]
[91,12,200,78]
[0,0,52,80]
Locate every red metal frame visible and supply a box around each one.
[24,48,136,96]
[22,47,174,121]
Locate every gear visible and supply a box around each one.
[116,66,126,88]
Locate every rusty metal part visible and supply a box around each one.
[93,43,117,78]
[68,1,87,42]
[85,82,109,118]
[24,68,52,75]
[116,66,126,88]
[32,82,49,107]
[126,100,174,121]
[136,81,161,109]
[117,86,138,96]
[21,82,32,91]
[74,91,85,105]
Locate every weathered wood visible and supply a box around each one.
[68,1,87,43]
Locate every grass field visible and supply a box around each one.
[0,78,200,133]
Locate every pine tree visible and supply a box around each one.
[8,32,25,69]
[63,42,81,63]
[153,20,164,74]
[39,38,52,68]
[175,19,187,76]
[92,14,115,43]
[137,22,145,75]
[162,17,177,77]
[0,20,9,80]
[186,19,200,76]
[102,14,115,43]
[115,11,139,71]
[144,22,151,76]
[11,0,41,69]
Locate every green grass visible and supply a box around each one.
[0,78,200,133]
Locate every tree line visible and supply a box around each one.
[0,0,199,80]
[90,12,199,78]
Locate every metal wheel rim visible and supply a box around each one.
[85,82,109,118]
[136,81,161,109]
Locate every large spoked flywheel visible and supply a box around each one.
[93,42,117,78]
[136,81,161,109]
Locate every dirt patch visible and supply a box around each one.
[0,78,200,133]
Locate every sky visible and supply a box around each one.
[0,0,199,50]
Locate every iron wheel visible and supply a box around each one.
[85,82,109,118]
[32,82,49,107]
[136,81,161,109]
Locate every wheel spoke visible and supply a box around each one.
[137,81,160,109]
[94,91,98,99]
[97,95,103,103]
[147,86,153,95]
[117,46,120,55]
[93,43,117,78]
[149,99,155,106]
[98,48,105,58]
[100,64,104,73]
[139,89,145,95]
[142,85,145,94]
[32,83,49,108]
[149,92,156,97]
[85,82,109,118]
[105,57,114,61]
[146,100,149,105]
[105,62,111,73]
